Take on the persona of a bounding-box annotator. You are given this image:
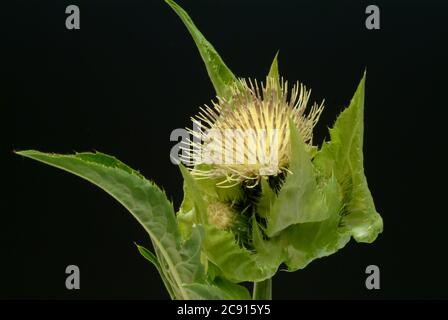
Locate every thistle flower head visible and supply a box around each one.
[207,202,235,230]
[182,77,324,187]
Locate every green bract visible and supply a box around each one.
[16,0,382,300]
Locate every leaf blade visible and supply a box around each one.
[264,119,330,237]
[314,72,383,243]
[267,51,281,91]
[178,164,277,282]
[16,150,203,299]
[136,244,176,299]
[165,0,237,99]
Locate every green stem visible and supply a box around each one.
[252,278,272,300]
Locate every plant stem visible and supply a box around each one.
[252,278,272,300]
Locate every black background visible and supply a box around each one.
[2,0,447,299]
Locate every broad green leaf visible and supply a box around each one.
[165,0,238,100]
[279,176,351,271]
[251,216,283,268]
[253,175,350,271]
[210,277,251,300]
[264,119,330,237]
[203,224,277,282]
[16,150,204,300]
[313,72,383,243]
[176,224,206,284]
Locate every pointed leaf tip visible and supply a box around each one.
[267,51,281,91]
[165,0,237,99]
[314,73,382,245]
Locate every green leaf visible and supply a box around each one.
[136,244,161,271]
[257,179,276,218]
[136,244,176,299]
[165,0,238,100]
[210,277,251,300]
[177,208,195,240]
[203,224,277,282]
[183,277,251,300]
[252,175,350,271]
[264,119,330,237]
[279,176,351,271]
[178,165,277,282]
[252,216,283,268]
[267,51,281,92]
[179,164,208,225]
[176,224,206,283]
[177,164,243,240]
[313,72,383,243]
[15,150,204,300]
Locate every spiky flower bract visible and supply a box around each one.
[181,77,324,187]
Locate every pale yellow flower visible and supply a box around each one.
[182,77,324,187]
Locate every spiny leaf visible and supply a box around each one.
[313,72,383,243]
[15,150,204,300]
[203,224,277,283]
[165,0,238,100]
[279,175,351,271]
[253,175,350,271]
[264,119,330,237]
